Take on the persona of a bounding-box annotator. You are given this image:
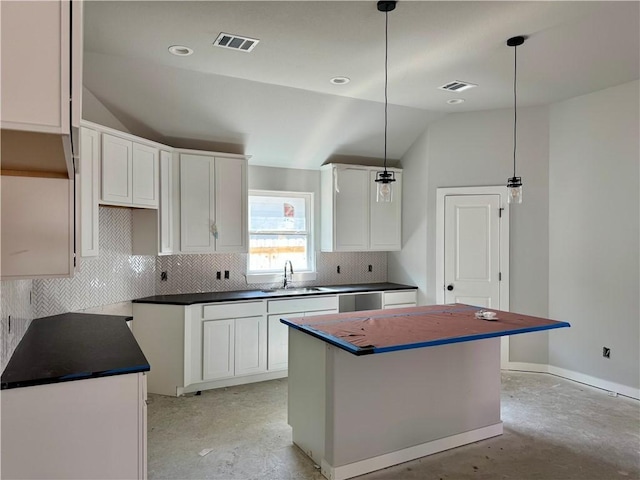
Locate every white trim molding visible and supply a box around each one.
[320,423,503,480]
[502,363,640,400]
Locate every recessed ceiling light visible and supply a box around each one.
[168,45,194,56]
[447,98,465,105]
[330,77,350,85]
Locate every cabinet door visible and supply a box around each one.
[370,170,402,251]
[180,154,215,252]
[214,157,247,252]
[267,315,289,371]
[1,176,74,279]
[235,316,267,376]
[158,151,174,254]
[80,127,99,257]
[101,134,133,205]
[132,143,159,207]
[0,1,69,134]
[202,319,234,381]
[335,167,369,251]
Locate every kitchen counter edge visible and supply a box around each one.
[132,282,418,305]
[1,313,150,390]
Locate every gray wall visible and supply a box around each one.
[82,87,130,132]
[389,106,551,364]
[548,81,639,390]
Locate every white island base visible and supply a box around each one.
[288,328,503,480]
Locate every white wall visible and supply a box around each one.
[548,81,639,391]
[387,129,429,305]
[389,106,551,364]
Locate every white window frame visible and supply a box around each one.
[245,189,316,285]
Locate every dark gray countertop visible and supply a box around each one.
[1,313,150,390]
[133,282,417,306]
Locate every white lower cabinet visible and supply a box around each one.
[202,319,235,381]
[382,290,418,309]
[1,373,147,479]
[267,315,289,371]
[186,301,270,390]
[132,291,413,397]
[267,296,339,371]
[202,315,267,381]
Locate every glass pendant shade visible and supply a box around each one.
[507,176,523,204]
[375,170,395,203]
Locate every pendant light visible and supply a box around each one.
[375,0,397,203]
[506,35,525,204]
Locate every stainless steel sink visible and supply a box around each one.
[261,287,333,295]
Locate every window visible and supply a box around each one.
[247,190,314,277]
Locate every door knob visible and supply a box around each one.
[447,284,454,291]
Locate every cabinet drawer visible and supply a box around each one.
[383,290,417,306]
[202,301,265,320]
[268,296,338,315]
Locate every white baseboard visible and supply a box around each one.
[504,362,549,373]
[547,365,640,400]
[503,361,639,400]
[320,423,503,480]
[182,370,288,395]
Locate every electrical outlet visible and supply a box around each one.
[337,266,341,274]
[224,270,230,279]
[216,271,221,280]
[602,347,611,359]
[368,264,373,272]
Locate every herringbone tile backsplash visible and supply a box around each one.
[154,251,387,294]
[0,280,33,372]
[32,207,156,318]
[2,205,387,369]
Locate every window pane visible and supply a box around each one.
[249,195,307,232]
[249,234,308,271]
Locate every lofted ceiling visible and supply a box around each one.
[83,1,640,169]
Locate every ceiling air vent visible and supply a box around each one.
[213,32,259,52]
[438,81,478,92]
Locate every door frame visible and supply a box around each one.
[435,186,510,367]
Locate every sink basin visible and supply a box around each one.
[261,287,332,295]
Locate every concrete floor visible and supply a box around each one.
[147,371,640,480]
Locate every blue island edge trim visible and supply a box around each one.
[280,318,571,356]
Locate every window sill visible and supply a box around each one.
[245,271,317,285]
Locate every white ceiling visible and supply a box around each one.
[83,1,639,169]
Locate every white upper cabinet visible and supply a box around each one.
[0,0,82,178]
[80,127,100,257]
[214,157,247,253]
[1,176,74,280]
[180,153,247,253]
[101,133,159,209]
[132,150,175,256]
[321,164,402,252]
[1,0,77,134]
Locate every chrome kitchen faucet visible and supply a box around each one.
[283,260,294,289]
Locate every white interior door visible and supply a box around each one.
[444,194,501,307]
[436,186,510,367]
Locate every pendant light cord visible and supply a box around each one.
[384,9,389,173]
[513,43,518,178]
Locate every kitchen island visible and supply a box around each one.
[1,313,149,479]
[282,304,570,480]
